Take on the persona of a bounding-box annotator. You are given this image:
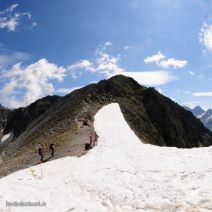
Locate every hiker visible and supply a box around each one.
[38,144,44,162]
[82,119,88,126]
[94,132,98,146]
[49,144,55,157]
[85,143,92,151]
[89,134,93,145]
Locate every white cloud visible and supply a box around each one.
[182,91,191,94]
[68,59,95,78]
[182,101,201,109]
[68,43,177,86]
[0,4,33,32]
[189,71,195,75]
[192,92,212,97]
[68,42,124,78]
[9,4,19,12]
[0,4,18,15]
[104,41,113,47]
[0,59,66,108]
[156,87,163,94]
[0,51,31,69]
[124,45,131,50]
[199,23,212,50]
[56,86,82,94]
[144,52,187,69]
[170,97,177,102]
[123,71,177,86]
[32,22,37,27]
[0,43,178,108]
[144,51,165,63]
[159,58,187,69]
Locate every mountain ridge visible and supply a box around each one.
[0,75,212,176]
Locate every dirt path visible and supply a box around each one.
[28,119,96,167]
[0,103,100,177]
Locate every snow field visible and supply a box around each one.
[0,103,212,211]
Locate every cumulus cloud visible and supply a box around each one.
[144,52,187,69]
[68,42,176,86]
[159,58,187,69]
[0,4,33,32]
[0,42,178,108]
[68,42,124,78]
[192,92,212,97]
[68,59,95,79]
[199,23,212,50]
[0,59,66,108]
[144,51,165,63]
[123,71,177,86]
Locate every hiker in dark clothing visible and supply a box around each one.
[82,119,88,126]
[85,143,92,151]
[49,144,55,157]
[38,144,44,162]
[94,132,98,146]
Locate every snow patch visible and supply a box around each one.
[197,112,206,118]
[0,103,212,211]
[1,133,12,143]
[207,115,212,121]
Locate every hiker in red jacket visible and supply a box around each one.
[89,134,93,145]
[38,144,44,162]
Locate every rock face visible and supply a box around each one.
[1,75,212,176]
[3,95,60,138]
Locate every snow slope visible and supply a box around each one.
[1,103,212,211]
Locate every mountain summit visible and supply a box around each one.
[192,106,205,117]
[0,75,212,176]
[185,106,212,131]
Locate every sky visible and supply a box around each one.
[0,0,212,110]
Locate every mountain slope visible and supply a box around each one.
[200,109,212,131]
[0,75,212,176]
[184,106,212,131]
[1,103,212,212]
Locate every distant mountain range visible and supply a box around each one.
[184,106,212,131]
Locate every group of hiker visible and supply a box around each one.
[38,143,55,163]
[81,118,99,151]
[37,119,99,162]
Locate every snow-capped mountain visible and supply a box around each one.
[0,103,212,211]
[185,106,212,131]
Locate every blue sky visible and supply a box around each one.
[0,0,212,110]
